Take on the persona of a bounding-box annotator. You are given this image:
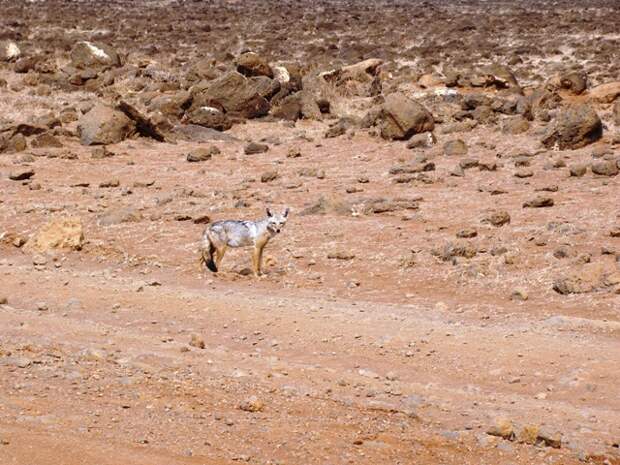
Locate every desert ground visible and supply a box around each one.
[1,0,619,464]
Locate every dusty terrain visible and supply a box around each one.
[1,0,619,464]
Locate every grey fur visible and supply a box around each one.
[200,208,289,276]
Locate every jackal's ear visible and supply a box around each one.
[283,207,290,217]
[266,208,272,217]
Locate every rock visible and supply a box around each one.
[456,228,477,239]
[77,104,136,145]
[189,334,205,349]
[511,288,528,301]
[0,296,7,305]
[98,207,142,226]
[0,40,21,62]
[476,64,520,90]
[552,263,612,295]
[614,100,620,126]
[569,163,588,177]
[70,41,120,69]
[487,418,515,440]
[31,133,63,148]
[8,168,35,181]
[193,71,270,119]
[249,76,280,100]
[537,430,561,449]
[327,251,355,260]
[502,116,529,134]
[548,71,588,95]
[588,81,620,104]
[116,101,168,142]
[271,90,321,121]
[518,424,540,445]
[173,124,239,143]
[235,52,273,78]
[185,106,233,131]
[91,146,114,159]
[482,210,511,227]
[443,139,468,156]
[406,132,436,149]
[186,146,220,162]
[514,168,534,178]
[238,396,264,413]
[244,142,269,155]
[523,196,554,208]
[260,170,278,183]
[378,92,434,140]
[541,104,602,150]
[324,118,351,138]
[591,160,618,176]
[31,217,84,252]
[432,242,477,261]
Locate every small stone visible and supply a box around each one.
[327,251,355,260]
[591,160,619,176]
[187,146,220,162]
[260,170,279,183]
[483,210,511,227]
[91,146,114,159]
[456,228,477,238]
[523,196,554,208]
[244,142,269,155]
[569,163,588,177]
[443,139,468,156]
[9,168,35,181]
[238,395,264,413]
[36,302,48,311]
[511,288,528,301]
[189,334,205,349]
[0,296,7,305]
[487,418,515,440]
[518,424,540,445]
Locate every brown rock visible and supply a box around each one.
[77,104,136,146]
[193,71,270,119]
[379,92,434,140]
[70,41,120,69]
[0,40,21,62]
[591,160,618,176]
[483,210,511,227]
[8,168,35,181]
[187,146,220,162]
[588,81,620,104]
[443,139,468,156]
[260,170,279,183]
[487,418,515,440]
[541,104,602,150]
[31,133,63,148]
[189,334,206,349]
[569,163,588,177]
[523,196,554,208]
[244,142,269,155]
[239,396,264,413]
[236,52,273,78]
[31,217,84,252]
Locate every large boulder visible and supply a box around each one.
[31,217,84,252]
[541,104,602,150]
[235,52,273,78]
[192,71,270,119]
[0,40,21,62]
[588,81,620,104]
[378,92,435,140]
[77,104,136,145]
[70,41,121,69]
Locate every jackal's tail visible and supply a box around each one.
[199,236,218,272]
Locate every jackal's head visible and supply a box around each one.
[265,207,289,234]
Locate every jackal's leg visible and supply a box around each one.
[215,245,227,270]
[252,244,266,277]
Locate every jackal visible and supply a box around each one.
[199,208,289,276]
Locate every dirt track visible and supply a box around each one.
[1,0,620,463]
